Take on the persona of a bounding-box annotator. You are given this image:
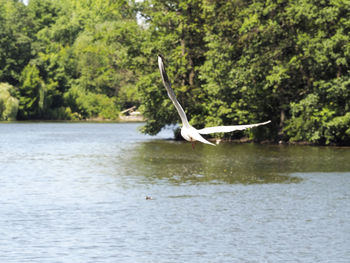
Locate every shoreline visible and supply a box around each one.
[1,120,349,147]
[0,118,144,124]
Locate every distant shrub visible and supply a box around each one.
[64,85,119,120]
[0,83,19,121]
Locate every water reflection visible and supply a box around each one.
[121,141,349,185]
[121,140,350,185]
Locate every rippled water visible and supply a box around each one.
[0,123,349,262]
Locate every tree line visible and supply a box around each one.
[0,0,349,145]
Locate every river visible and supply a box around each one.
[0,122,349,262]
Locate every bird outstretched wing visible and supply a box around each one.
[158,55,190,128]
[158,55,271,146]
[197,120,271,135]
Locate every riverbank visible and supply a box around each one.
[1,120,349,146]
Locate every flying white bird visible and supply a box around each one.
[158,55,271,148]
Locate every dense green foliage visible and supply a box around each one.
[0,0,349,145]
[0,82,19,120]
[0,0,142,120]
[138,0,350,145]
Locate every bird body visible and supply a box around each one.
[181,125,215,146]
[158,55,271,146]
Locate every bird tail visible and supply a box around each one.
[192,132,216,146]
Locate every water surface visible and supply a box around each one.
[0,123,349,262]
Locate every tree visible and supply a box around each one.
[0,0,33,85]
[199,0,350,143]
[283,0,350,145]
[18,64,55,119]
[21,0,142,120]
[137,0,207,135]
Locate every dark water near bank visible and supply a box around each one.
[0,123,349,262]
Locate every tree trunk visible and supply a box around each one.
[180,35,186,86]
[188,56,195,86]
